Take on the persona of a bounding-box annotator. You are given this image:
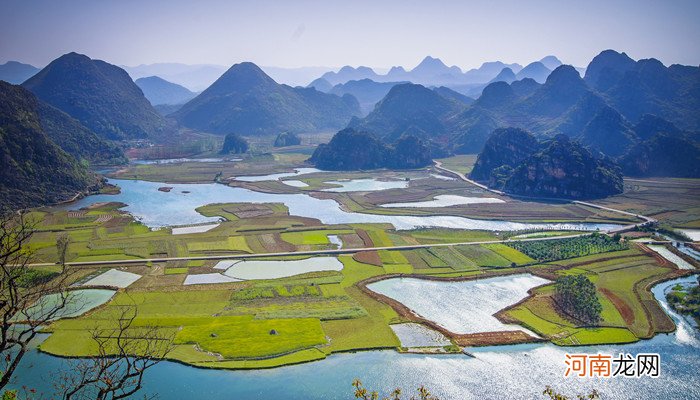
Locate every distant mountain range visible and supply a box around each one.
[346,59,693,158]
[348,82,464,144]
[584,50,700,131]
[123,63,228,92]
[327,79,409,115]
[23,52,168,140]
[315,56,567,88]
[0,61,40,84]
[1,47,697,201]
[0,81,122,210]
[123,63,334,90]
[315,50,699,179]
[135,76,197,106]
[173,62,360,135]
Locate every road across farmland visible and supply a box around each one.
[28,162,663,268]
[432,161,657,234]
[29,232,611,267]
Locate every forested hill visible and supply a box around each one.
[0,81,103,211]
[174,62,360,135]
[470,128,623,199]
[23,52,168,140]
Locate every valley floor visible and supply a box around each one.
[24,152,700,370]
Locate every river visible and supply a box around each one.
[10,276,699,399]
[60,179,620,232]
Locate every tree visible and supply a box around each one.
[56,234,71,266]
[220,133,248,154]
[273,132,301,147]
[0,212,74,390]
[554,275,602,324]
[58,305,174,400]
[542,386,600,399]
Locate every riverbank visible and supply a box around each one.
[12,276,700,399]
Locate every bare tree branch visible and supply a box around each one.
[59,304,174,400]
[0,212,75,390]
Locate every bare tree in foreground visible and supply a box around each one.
[0,212,74,390]
[58,305,174,400]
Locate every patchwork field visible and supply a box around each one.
[25,156,699,370]
[599,178,700,228]
[498,244,683,346]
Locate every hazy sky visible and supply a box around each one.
[2,0,699,70]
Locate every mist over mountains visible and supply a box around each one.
[1,48,698,207]
[0,61,40,84]
[23,52,169,140]
[172,62,360,135]
[135,76,197,106]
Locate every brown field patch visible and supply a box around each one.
[258,233,296,253]
[356,229,374,247]
[353,251,382,266]
[643,299,676,333]
[453,330,542,347]
[601,288,635,325]
[339,233,364,249]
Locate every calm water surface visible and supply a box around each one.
[11,277,700,399]
[60,179,621,232]
[368,274,550,334]
[322,178,409,192]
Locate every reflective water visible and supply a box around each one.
[233,168,321,182]
[183,273,239,285]
[18,289,116,322]
[322,178,409,192]
[81,269,141,288]
[282,180,309,187]
[368,274,550,335]
[61,179,620,232]
[647,245,695,270]
[131,158,232,165]
[10,277,700,399]
[381,194,505,208]
[678,229,700,241]
[171,223,219,235]
[222,257,344,280]
[430,173,456,181]
[327,235,342,249]
[390,323,452,347]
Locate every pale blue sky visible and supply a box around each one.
[1,0,698,69]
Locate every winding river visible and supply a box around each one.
[10,277,700,399]
[60,179,620,232]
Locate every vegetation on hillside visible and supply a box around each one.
[274,131,301,147]
[22,52,167,140]
[503,135,623,199]
[471,129,623,199]
[0,81,101,211]
[310,128,432,170]
[619,132,700,178]
[174,62,360,135]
